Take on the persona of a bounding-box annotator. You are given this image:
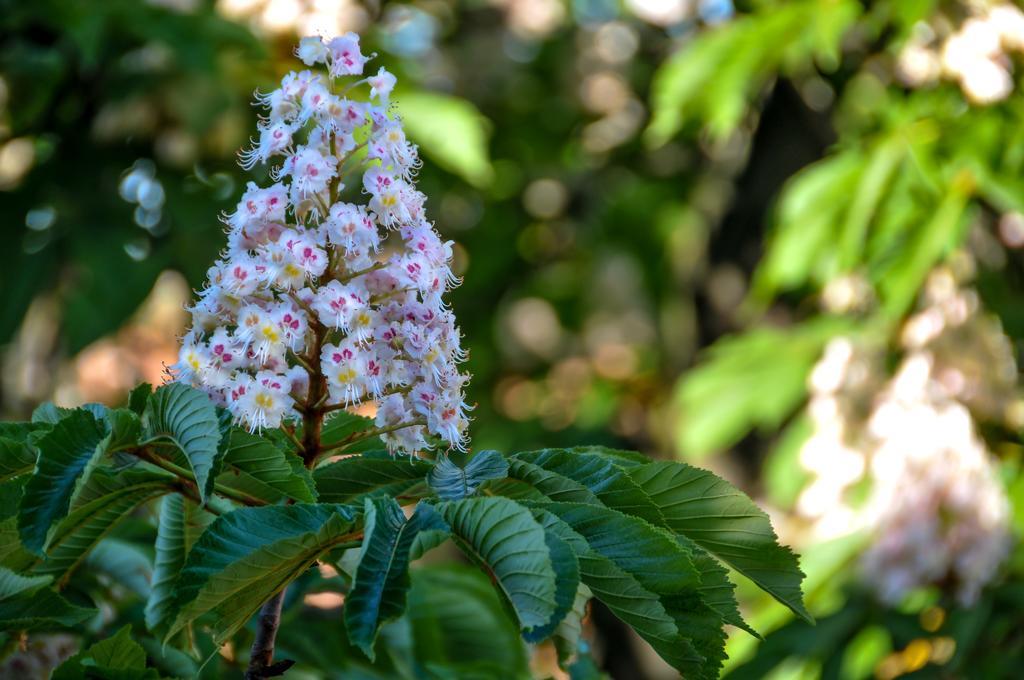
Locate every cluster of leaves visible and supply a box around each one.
[0,382,809,677]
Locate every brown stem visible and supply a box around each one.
[300,317,329,467]
[244,589,293,679]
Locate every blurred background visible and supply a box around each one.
[3,0,1024,677]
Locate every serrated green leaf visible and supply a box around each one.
[345,499,446,659]
[512,450,657,520]
[53,624,156,680]
[320,411,377,451]
[18,409,107,554]
[0,565,51,599]
[506,455,600,504]
[407,566,529,678]
[217,429,316,504]
[537,502,727,677]
[168,503,357,644]
[105,408,142,452]
[314,451,431,503]
[434,496,558,632]
[128,383,153,415]
[684,535,759,639]
[36,468,175,585]
[142,383,222,504]
[530,508,707,677]
[0,586,95,631]
[428,450,508,501]
[522,519,580,643]
[0,436,36,483]
[553,583,591,668]
[31,402,73,425]
[146,494,213,636]
[629,460,811,623]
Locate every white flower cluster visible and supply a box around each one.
[797,266,1014,604]
[897,2,1024,104]
[174,34,470,454]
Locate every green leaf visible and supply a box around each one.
[344,499,446,659]
[506,455,600,505]
[537,501,700,595]
[31,402,73,425]
[217,429,316,504]
[395,90,493,187]
[522,518,580,644]
[535,503,726,677]
[145,493,213,636]
[53,625,156,680]
[128,383,153,415]
[18,409,106,554]
[406,565,530,679]
[553,583,591,668]
[434,496,558,632]
[512,450,657,520]
[684,536,759,638]
[0,566,51,599]
[143,383,223,504]
[105,408,142,452]
[168,503,357,644]
[0,436,36,482]
[629,460,811,623]
[35,468,175,585]
[427,450,509,501]
[320,411,377,451]
[0,586,95,631]
[531,508,707,677]
[314,451,431,503]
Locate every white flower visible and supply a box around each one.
[368,67,397,101]
[297,36,328,66]
[327,33,367,77]
[174,32,470,454]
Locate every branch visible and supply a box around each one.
[244,589,293,679]
[316,419,426,460]
[135,447,266,507]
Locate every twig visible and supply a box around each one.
[244,590,292,679]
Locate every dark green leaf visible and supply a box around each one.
[0,437,35,483]
[146,493,213,636]
[142,383,222,504]
[128,383,153,415]
[406,565,530,679]
[314,451,431,503]
[511,449,657,520]
[345,499,446,658]
[0,566,51,599]
[31,402,73,425]
[168,503,357,644]
[217,429,316,504]
[36,468,175,585]
[428,450,509,501]
[531,508,707,677]
[53,625,156,680]
[18,409,106,554]
[434,496,558,632]
[0,586,95,631]
[522,519,580,643]
[629,460,811,623]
